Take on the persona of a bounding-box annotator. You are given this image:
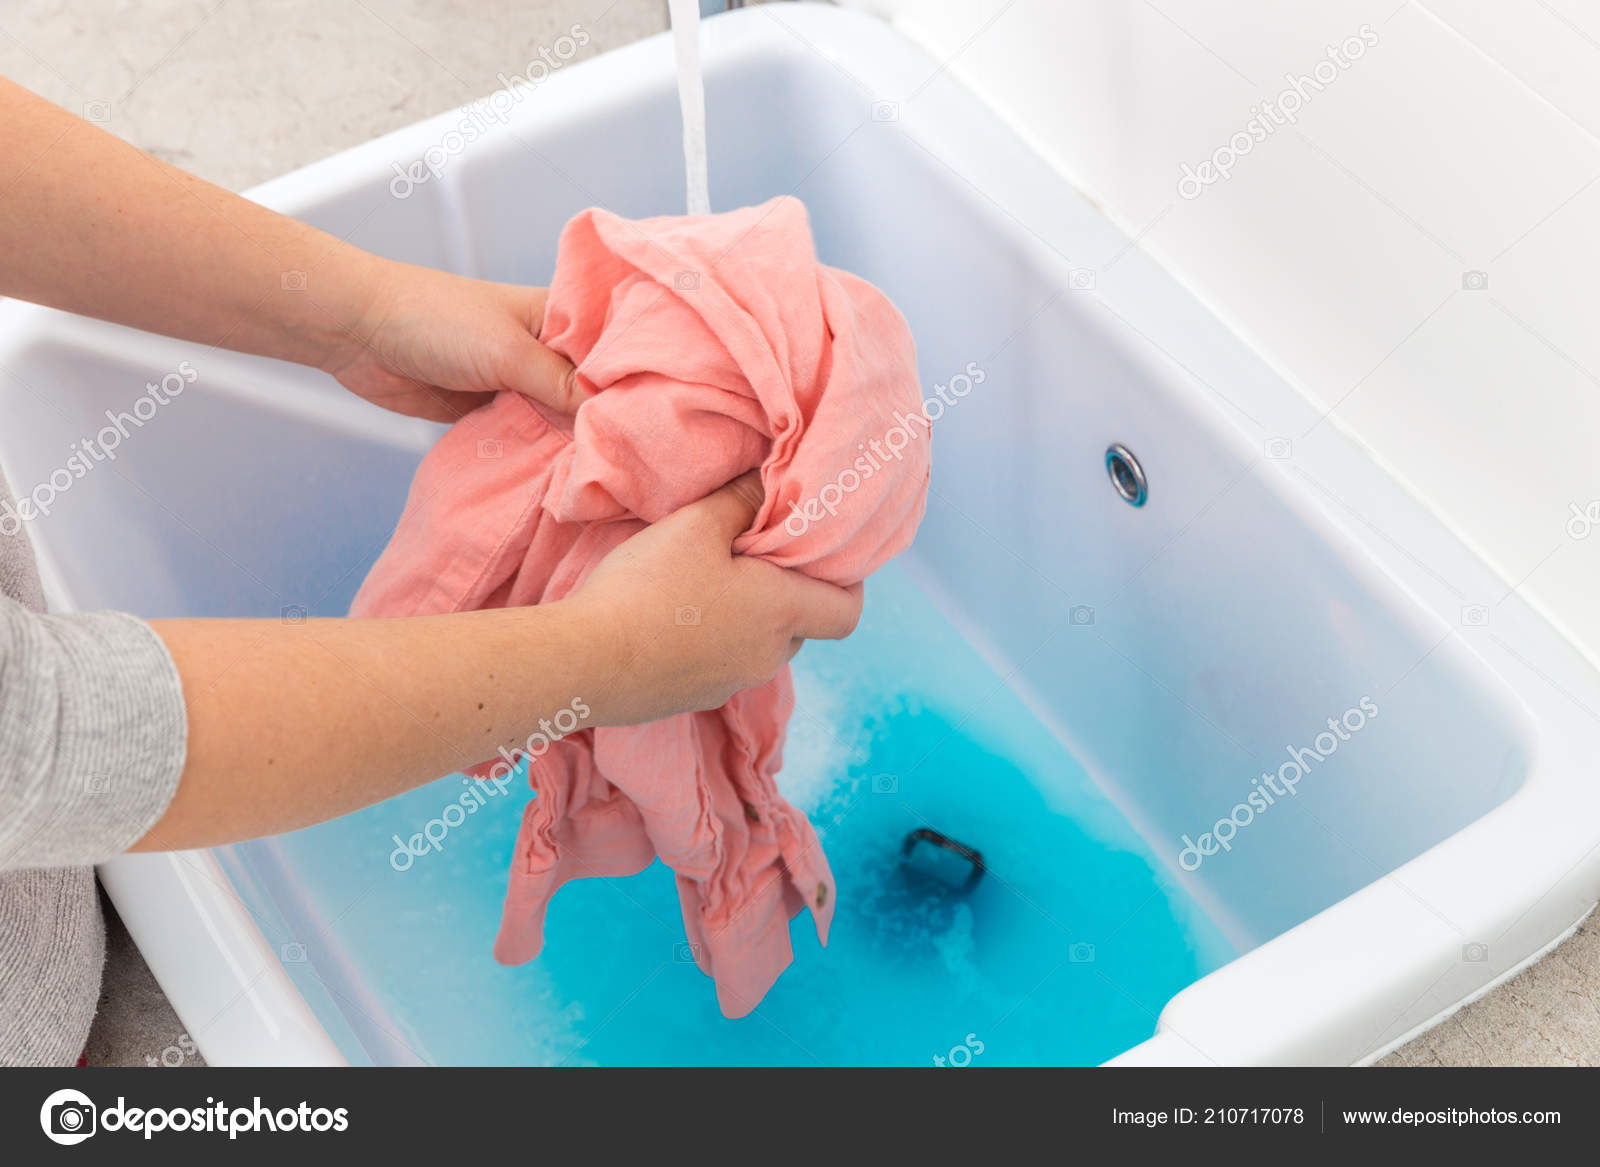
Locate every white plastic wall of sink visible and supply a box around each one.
[839,0,1600,680]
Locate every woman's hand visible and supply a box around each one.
[142,471,863,850]
[0,76,579,423]
[0,75,577,425]
[568,473,864,726]
[324,264,583,423]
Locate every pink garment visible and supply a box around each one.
[352,195,929,1017]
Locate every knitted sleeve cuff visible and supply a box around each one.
[0,602,188,869]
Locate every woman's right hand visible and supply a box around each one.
[567,472,863,726]
[139,472,862,852]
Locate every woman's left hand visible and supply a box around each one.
[0,75,581,425]
[325,264,582,423]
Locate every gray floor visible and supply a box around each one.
[1378,917,1600,1067]
[1,0,1593,1067]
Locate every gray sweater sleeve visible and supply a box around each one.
[0,597,188,871]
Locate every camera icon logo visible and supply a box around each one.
[280,604,308,625]
[1461,941,1489,963]
[1068,268,1097,291]
[85,773,111,795]
[870,773,899,795]
[82,100,112,124]
[1460,604,1490,628]
[281,270,308,292]
[673,270,701,291]
[673,941,702,963]
[1461,270,1489,291]
[674,605,701,626]
[1264,436,1293,460]
[1069,941,1096,963]
[40,1088,97,1145]
[280,941,308,963]
[871,100,900,122]
[1068,604,1095,627]
[476,438,504,460]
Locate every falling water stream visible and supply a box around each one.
[667,0,712,214]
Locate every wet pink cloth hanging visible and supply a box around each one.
[351,195,929,1017]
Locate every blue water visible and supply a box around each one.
[235,561,1234,1065]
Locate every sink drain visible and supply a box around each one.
[1105,443,1148,507]
[902,828,985,893]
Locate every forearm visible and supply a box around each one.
[135,603,614,851]
[0,74,379,369]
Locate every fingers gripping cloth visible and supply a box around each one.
[351,196,930,1017]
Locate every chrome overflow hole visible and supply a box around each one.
[1105,443,1148,507]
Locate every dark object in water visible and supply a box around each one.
[901,828,985,894]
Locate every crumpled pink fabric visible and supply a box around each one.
[351,195,929,1017]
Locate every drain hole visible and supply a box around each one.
[1105,443,1148,507]
[902,828,985,894]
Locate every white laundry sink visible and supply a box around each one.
[0,4,1595,1066]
